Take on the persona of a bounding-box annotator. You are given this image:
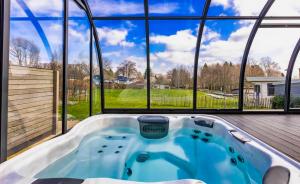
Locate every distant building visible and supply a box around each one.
[273,80,300,98]
[245,77,285,99]
[153,84,170,89]
[246,77,300,99]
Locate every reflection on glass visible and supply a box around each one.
[95,20,147,108]
[87,0,144,17]
[149,0,205,16]
[8,0,63,156]
[67,1,90,128]
[290,57,300,109]
[244,28,300,110]
[92,38,101,114]
[208,0,267,16]
[197,20,254,109]
[149,20,198,109]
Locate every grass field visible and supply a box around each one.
[66,88,238,121]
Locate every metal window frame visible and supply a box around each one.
[89,26,93,116]
[144,0,151,110]
[62,0,69,134]
[238,0,275,110]
[193,0,211,110]
[285,38,300,111]
[0,0,10,163]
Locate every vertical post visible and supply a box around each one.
[285,38,300,111]
[52,70,59,135]
[144,0,150,110]
[62,0,68,134]
[0,0,10,162]
[80,0,105,113]
[89,27,93,116]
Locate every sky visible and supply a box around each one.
[9,0,300,78]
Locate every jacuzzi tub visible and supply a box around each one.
[0,114,299,184]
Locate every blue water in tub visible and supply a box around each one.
[36,128,262,184]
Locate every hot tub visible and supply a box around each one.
[0,115,299,184]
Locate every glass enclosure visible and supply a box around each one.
[150,20,198,109]
[8,0,64,156]
[1,0,300,161]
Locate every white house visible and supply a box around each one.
[245,77,285,99]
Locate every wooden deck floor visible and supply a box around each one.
[218,114,300,162]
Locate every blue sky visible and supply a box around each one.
[9,0,300,77]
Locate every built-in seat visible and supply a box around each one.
[32,178,84,184]
[263,166,290,184]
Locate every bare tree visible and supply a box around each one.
[103,58,114,80]
[260,57,281,77]
[9,37,40,67]
[116,60,138,79]
[167,66,192,89]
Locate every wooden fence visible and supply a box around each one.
[7,65,59,155]
[151,94,239,109]
[244,97,272,109]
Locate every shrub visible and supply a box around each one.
[290,96,300,108]
[272,96,284,109]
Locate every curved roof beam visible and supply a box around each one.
[238,0,275,110]
[16,0,53,60]
[284,38,300,111]
[193,0,211,110]
[80,0,105,111]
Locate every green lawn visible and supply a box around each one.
[66,88,238,121]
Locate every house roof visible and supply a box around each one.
[273,79,300,85]
[245,77,285,82]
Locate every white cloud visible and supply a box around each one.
[149,3,179,14]
[88,0,143,16]
[199,21,300,75]
[150,29,197,73]
[199,22,253,65]
[211,0,231,9]
[151,30,197,52]
[266,0,300,16]
[125,56,147,72]
[203,27,221,42]
[249,28,300,71]
[97,27,135,47]
[211,0,300,16]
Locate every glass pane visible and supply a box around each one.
[149,20,199,109]
[95,20,147,108]
[290,56,300,109]
[197,20,254,109]
[244,28,300,111]
[67,1,90,129]
[266,0,300,16]
[149,0,205,16]
[92,38,101,115]
[208,0,268,16]
[87,0,144,17]
[8,0,63,157]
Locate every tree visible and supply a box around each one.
[103,58,114,80]
[9,37,40,67]
[167,65,192,89]
[260,57,281,77]
[116,60,138,79]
